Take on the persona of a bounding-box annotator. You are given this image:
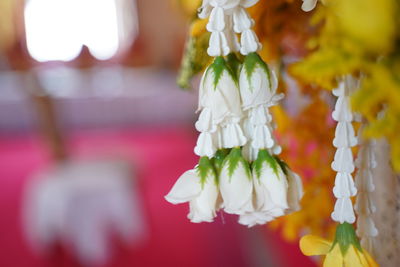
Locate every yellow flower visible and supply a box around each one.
[300,223,378,267]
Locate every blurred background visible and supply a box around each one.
[0,0,314,266]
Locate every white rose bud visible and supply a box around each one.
[165,158,219,223]
[199,56,243,124]
[219,148,254,214]
[239,53,278,110]
[252,149,289,214]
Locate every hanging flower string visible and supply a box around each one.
[355,125,378,254]
[300,77,378,266]
[165,0,303,226]
[330,77,358,224]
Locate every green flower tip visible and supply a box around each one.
[332,223,363,256]
[226,53,242,77]
[196,156,217,187]
[223,147,251,180]
[274,156,289,175]
[209,56,237,89]
[212,149,230,176]
[243,52,271,88]
[253,149,280,179]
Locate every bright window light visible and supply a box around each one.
[25,0,120,62]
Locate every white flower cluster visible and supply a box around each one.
[165,53,303,226]
[355,130,378,252]
[199,0,261,56]
[165,0,303,227]
[330,77,358,224]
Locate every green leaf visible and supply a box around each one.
[253,149,280,179]
[243,52,272,92]
[332,223,363,255]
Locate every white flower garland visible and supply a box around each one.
[331,77,358,224]
[165,0,303,226]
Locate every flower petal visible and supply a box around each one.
[363,250,379,267]
[332,95,353,122]
[331,147,355,173]
[165,170,202,204]
[301,0,318,12]
[195,108,216,133]
[240,0,259,8]
[259,162,288,209]
[221,122,247,148]
[299,235,332,256]
[240,29,261,55]
[207,71,242,123]
[239,66,275,110]
[207,31,230,57]
[286,170,304,213]
[232,6,253,33]
[238,211,273,227]
[187,176,219,223]
[252,124,274,149]
[331,197,356,224]
[343,246,364,267]
[333,121,357,148]
[333,172,357,198]
[323,245,343,267]
[220,162,253,214]
[207,6,226,32]
[194,132,217,157]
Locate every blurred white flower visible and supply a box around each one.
[301,0,318,12]
[355,136,378,251]
[165,166,219,223]
[24,159,146,266]
[286,169,304,213]
[219,148,254,214]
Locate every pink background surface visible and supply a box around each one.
[0,127,316,267]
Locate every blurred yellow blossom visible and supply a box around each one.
[300,223,378,267]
